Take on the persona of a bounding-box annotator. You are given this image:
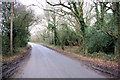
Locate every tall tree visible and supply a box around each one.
[2,2,36,56]
[94,1,120,55]
[46,0,88,54]
[113,2,120,55]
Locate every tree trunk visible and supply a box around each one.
[61,40,64,50]
[113,2,120,55]
[54,30,57,45]
[82,35,88,54]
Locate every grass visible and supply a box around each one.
[63,46,118,62]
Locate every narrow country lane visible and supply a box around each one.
[12,43,106,78]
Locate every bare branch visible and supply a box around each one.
[44,9,64,16]
[27,4,43,9]
[46,0,71,10]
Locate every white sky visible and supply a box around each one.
[19,0,65,36]
[18,0,85,36]
[19,0,46,15]
[18,0,112,36]
[18,0,47,35]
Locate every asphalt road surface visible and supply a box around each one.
[12,43,107,78]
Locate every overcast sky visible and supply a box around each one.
[19,0,67,36]
[18,0,112,36]
[18,0,88,36]
[19,0,46,15]
[18,0,47,35]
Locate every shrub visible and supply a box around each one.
[86,26,114,54]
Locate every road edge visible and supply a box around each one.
[41,44,119,78]
[2,45,32,78]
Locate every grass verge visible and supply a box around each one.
[2,44,31,63]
